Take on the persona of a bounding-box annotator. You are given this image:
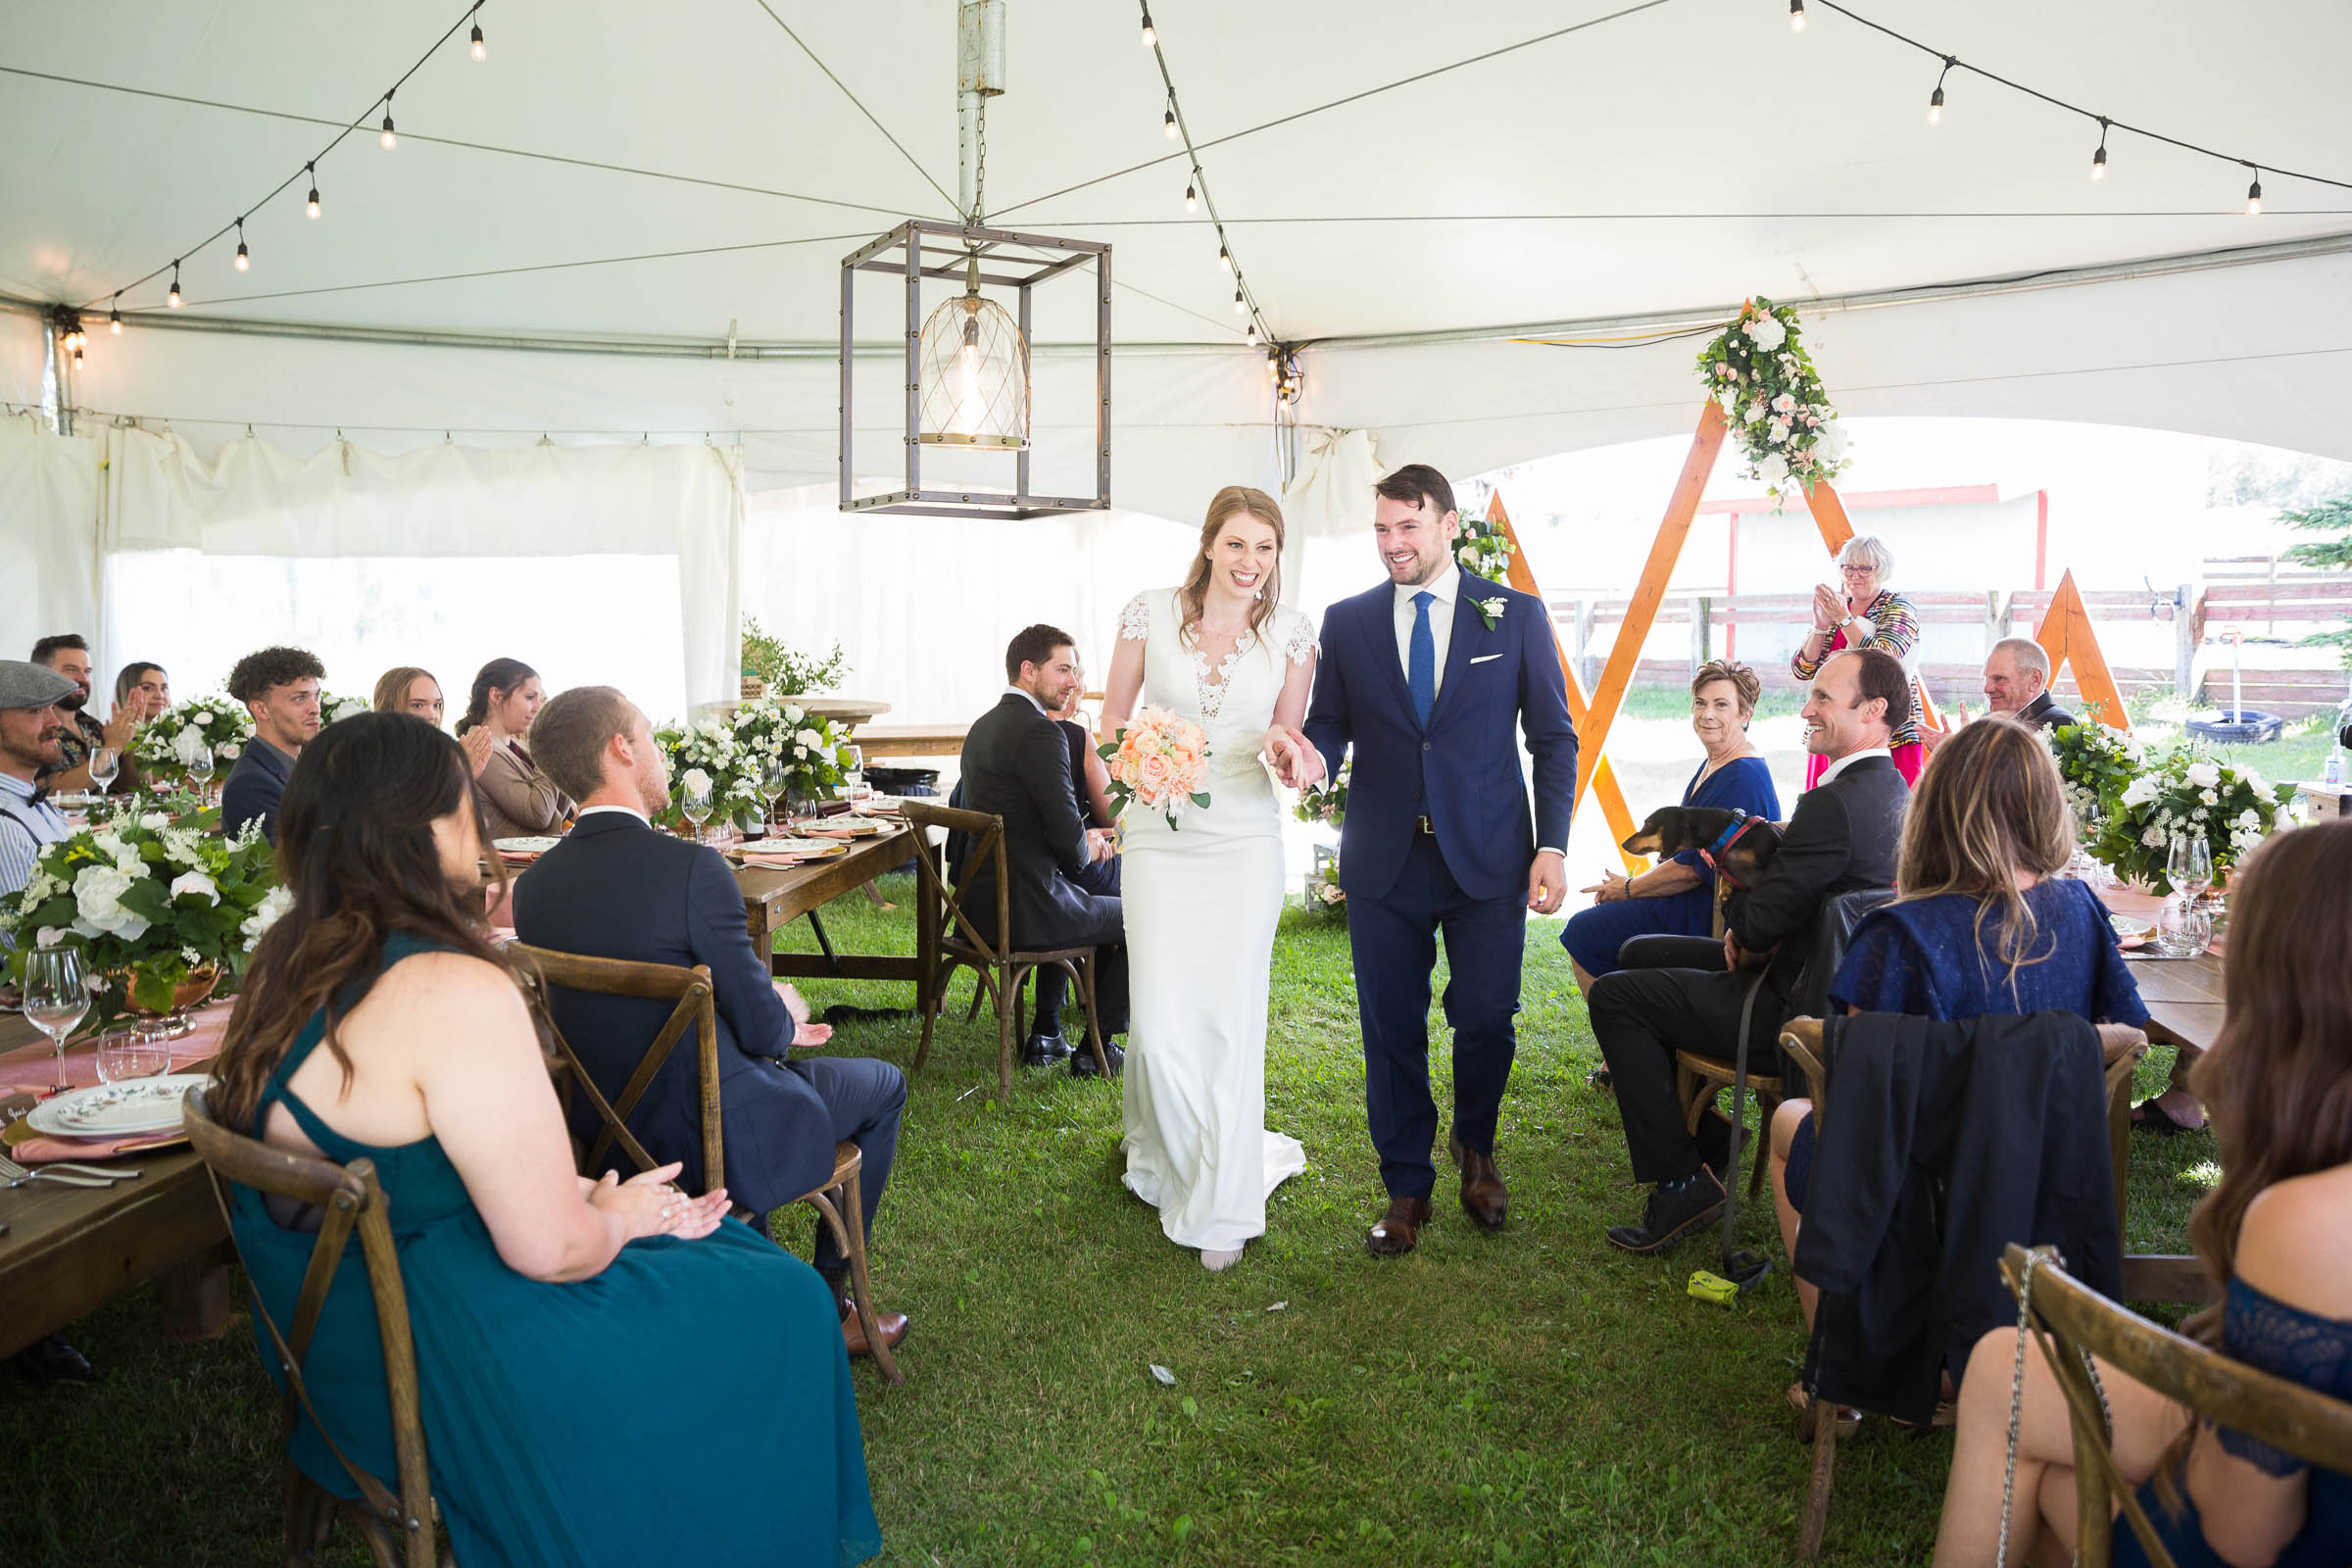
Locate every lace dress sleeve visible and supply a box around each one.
[1119,591,1154,642]
[1280,607,1319,667]
[2212,1279,2352,1477]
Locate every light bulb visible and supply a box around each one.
[380,95,397,149]
[470,19,485,60]
[1232,288,1245,315]
[234,221,250,270]
[1217,244,1231,270]
[307,189,320,219]
[2090,147,2106,180]
[1184,183,1197,213]
[73,343,83,364]
[2246,174,2263,216]
[1246,323,1258,347]
[1140,11,1154,46]
[1788,0,1804,31]
[168,266,182,309]
[1163,107,1177,139]
[1928,87,1942,123]
[110,298,122,334]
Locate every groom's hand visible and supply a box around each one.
[1526,851,1567,914]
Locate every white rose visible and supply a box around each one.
[139,811,171,831]
[240,884,295,947]
[169,870,220,906]
[2140,826,2166,848]
[193,712,214,729]
[71,864,150,942]
[1744,316,1788,351]
[2183,761,2221,789]
[114,848,146,876]
[680,767,713,795]
[1767,419,1790,445]
[2199,788,2220,807]
[35,926,66,948]
[2235,808,2262,829]
[1772,392,1796,414]
[218,744,241,760]
[91,830,127,858]
[784,705,805,724]
[2242,768,2270,796]
[797,729,826,750]
[2119,775,2161,808]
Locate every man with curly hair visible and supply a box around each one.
[221,645,324,843]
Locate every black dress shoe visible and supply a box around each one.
[10,1334,96,1385]
[1071,1038,1125,1078]
[1020,1031,1072,1067]
[1604,1169,1728,1255]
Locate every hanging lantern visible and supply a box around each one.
[916,270,1029,449]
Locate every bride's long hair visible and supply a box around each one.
[1176,485,1286,650]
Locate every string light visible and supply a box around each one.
[381,92,398,150]
[1788,0,1805,32]
[2246,168,2263,216]
[1184,182,1197,213]
[1232,287,1246,315]
[306,163,320,219]
[110,295,122,334]
[2089,118,2108,181]
[1140,0,1270,353]
[1217,243,1231,270]
[1163,106,1177,139]
[1927,55,1952,123]
[1139,9,1153,46]
[167,263,181,308]
[469,3,486,60]
[1246,322,1258,347]
[234,218,250,270]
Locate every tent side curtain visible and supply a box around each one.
[0,418,102,650]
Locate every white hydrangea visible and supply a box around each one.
[1757,452,1790,487]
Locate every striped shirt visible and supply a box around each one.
[0,773,72,938]
[1790,589,1924,748]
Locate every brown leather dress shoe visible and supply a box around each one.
[842,1309,910,1357]
[1366,1195,1433,1257]
[1448,1135,1508,1232]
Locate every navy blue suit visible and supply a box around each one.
[220,737,294,845]
[1303,573,1578,1199]
[512,811,905,1269]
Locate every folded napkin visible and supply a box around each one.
[14,1127,185,1164]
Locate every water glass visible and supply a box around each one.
[2166,836,2213,901]
[842,746,869,805]
[21,948,91,1094]
[96,1027,172,1084]
[87,746,119,792]
[2154,895,2214,958]
[681,779,713,844]
[760,760,786,832]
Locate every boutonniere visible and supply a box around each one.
[1473,596,1507,631]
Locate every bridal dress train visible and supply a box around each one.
[1115,588,1312,1255]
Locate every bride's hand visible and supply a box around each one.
[1263,726,1301,788]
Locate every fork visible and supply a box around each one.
[0,1166,116,1188]
[0,1152,136,1183]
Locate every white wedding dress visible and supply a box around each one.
[1115,587,1312,1253]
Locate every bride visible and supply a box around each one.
[1102,484,1321,1271]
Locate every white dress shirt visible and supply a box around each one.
[1817,746,1892,785]
[574,804,649,824]
[1393,561,1463,698]
[1004,684,1048,716]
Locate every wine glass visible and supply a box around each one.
[185,745,216,807]
[681,777,713,844]
[22,948,91,1095]
[87,746,119,795]
[842,746,869,806]
[2167,836,2214,905]
[759,759,785,835]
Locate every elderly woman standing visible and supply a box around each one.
[1561,660,1780,993]
[1791,534,1926,786]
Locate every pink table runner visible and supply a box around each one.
[1,1001,233,1162]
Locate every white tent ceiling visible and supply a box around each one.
[6,0,2352,507]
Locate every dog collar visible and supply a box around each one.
[1698,810,1760,890]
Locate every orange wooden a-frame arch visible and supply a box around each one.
[2030,570,2132,732]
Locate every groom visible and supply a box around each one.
[1296,465,1578,1256]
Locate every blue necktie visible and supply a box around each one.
[1408,590,1437,728]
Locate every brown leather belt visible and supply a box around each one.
[1415,815,1437,836]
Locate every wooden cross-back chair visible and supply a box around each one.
[900,800,1108,1099]
[181,1086,453,1568]
[1999,1242,2352,1568]
[1776,1015,2150,1559]
[508,945,902,1385]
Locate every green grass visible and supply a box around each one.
[0,878,2208,1566]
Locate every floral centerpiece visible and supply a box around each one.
[1100,708,1210,831]
[654,699,858,833]
[131,693,254,786]
[318,692,373,728]
[2085,747,2294,890]
[1694,297,1850,503]
[1294,759,1348,827]
[1450,508,1514,582]
[3,809,285,1024]
[2042,709,2142,837]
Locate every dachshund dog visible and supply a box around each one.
[1619,806,1784,893]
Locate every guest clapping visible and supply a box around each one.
[457,658,572,840]
[1934,817,2352,1568]
[28,634,136,796]
[1561,661,1780,992]
[207,711,879,1565]
[373,665,447,725]
[1790,536,1926,786]
[221,645,324,843]
[113,662,171,721]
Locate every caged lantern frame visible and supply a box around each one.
[839,218,1111,519]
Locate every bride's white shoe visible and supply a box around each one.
[1200,1246,1245,1272]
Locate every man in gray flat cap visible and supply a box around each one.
[0,659,79,908]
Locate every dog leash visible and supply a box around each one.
[1696,809,1762,892]
[1709,964,1775,1290]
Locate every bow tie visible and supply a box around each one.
[27,782,51,808]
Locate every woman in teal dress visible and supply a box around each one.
[209,712,880,1567]
[1934,816,2352,1567]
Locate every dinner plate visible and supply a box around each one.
[25,1073,212,1139]
[2108,913,2153,940]
[494,836,564,856]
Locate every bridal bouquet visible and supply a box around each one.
[1101,708,1210,831]
[131,694,254,784]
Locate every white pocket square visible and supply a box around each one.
[1469,654,1503,665]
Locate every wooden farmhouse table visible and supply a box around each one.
[0,820,941,1361]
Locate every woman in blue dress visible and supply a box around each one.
[1562,661,1781,993]
[208,712,880,1567]
[1767,717,2148,1354]
[1935,816,2352,1568]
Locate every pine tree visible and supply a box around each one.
[2282,494,2352,668]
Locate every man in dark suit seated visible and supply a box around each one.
[514,685,908,1357]
[1590,648,1911,1254]
[960,624,1128,1076]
